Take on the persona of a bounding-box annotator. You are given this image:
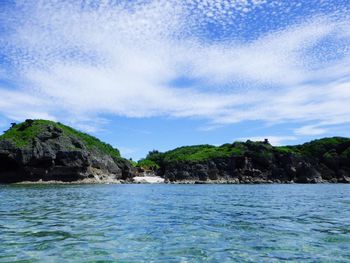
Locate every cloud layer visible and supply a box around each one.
[0,0,350,138]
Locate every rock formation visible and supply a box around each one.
[142,139,350,183]
[1,119,350,184]
[0,120,135,183]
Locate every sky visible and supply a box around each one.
[0,0,350,160]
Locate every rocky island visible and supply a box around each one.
[139,138,350,184]
[0,120,135,183]
[0,119,349,184]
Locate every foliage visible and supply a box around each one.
[1,120,47,148]
[56,121,121,159]
[139,143,245,166]
[275,146,299,154]
[145,150,164,164]
[340,147,350,159]
[295,137,350,158]
[128,159,138,167]
[139,137,350,168]
[137,159,160,169]
[162,144,244,162]
[2,120,349,169]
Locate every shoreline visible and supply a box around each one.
[3,178,348,185]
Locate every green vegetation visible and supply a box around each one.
[295,137,350,157]
[341,147,350,159]
[275,146,299,154]
[2,120,349,170]
[55,121,121,159]
[137,143,246,168]
[274,138,350,158]
[0,119,121,159]
[137,137,350,168]
[160,143,244,162]
[1,120,46,148]
[136,159,159,169]
[128,159,138,167]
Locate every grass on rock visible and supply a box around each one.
[0,120,121,159]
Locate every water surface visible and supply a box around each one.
[0,184,349,262]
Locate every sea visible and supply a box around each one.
[0,184,349,262]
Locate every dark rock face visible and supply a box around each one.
[157,144,350,184]
[0,125,135,183]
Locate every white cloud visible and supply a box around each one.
[211,78,350,127]
[237,136,297,146]
[0,0,349,135]
[294,125,328,136]
[189,18,336,86]
[0,88,56,121]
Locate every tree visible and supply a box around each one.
[146,150,164,165]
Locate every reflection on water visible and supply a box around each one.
[0,184,349,262]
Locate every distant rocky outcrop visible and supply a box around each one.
[0,120,135,183]
[140,138,350,183]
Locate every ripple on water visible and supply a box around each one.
[0,184,349,262]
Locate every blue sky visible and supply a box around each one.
[0,0,350,160]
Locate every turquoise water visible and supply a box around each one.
[0,185,349,262]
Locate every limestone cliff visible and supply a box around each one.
[0,120,135,183]
[140,138,350,183]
